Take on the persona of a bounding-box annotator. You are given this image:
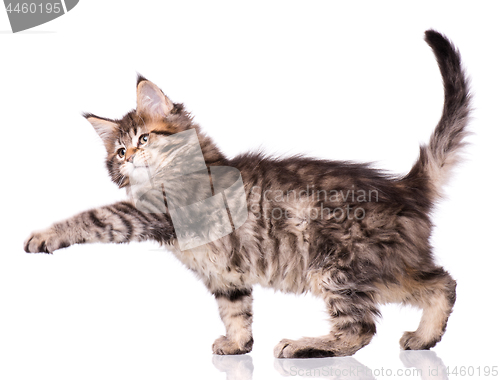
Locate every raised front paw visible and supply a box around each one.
[24,228,69,254]
[212,335,253,355]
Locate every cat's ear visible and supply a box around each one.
[136,75,174,119]
[84,114,119,143]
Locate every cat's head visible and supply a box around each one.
[85,76,223,189]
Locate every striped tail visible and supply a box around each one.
[405,30,471,203]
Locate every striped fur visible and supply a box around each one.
[24,30,469,357]
[405,30,471,201]
[24,201,175,253]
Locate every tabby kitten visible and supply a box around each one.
[24,30,469,358]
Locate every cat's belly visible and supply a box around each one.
[166,239,317,295]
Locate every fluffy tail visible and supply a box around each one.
[405,30,471,203]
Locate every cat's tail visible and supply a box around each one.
[404,30,471,203]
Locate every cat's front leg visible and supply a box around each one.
[24,201,174,253]
[212,288,254,355]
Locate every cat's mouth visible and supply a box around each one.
[128,157,151,169]
[121,162,153,183]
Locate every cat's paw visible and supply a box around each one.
[24,228,69,254]
[274,339,324,358]
[399,331,438,350]
[274,339,295,358]
[274,338,338,358]
[212,335,253,355]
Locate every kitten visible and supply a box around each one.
[24,30,469,358]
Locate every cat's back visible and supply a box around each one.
[230,152,413,206]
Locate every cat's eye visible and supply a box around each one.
[138,134,149,146]
[117,148,126,158]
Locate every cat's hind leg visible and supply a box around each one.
[399,268,456,350]
[274,289,379,358]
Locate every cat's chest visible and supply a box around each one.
[168,243,248,287]
[171,244,220,273]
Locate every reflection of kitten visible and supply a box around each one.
[400,351,449,380]
[25,30,469,358]
[274,357,377,380]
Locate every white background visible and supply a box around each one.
[1,1,499,379]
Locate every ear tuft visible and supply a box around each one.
[136,73,148,86]
[136,79,174,120]
[84,113,119,143]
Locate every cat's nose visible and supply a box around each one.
[125,147,138,162]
